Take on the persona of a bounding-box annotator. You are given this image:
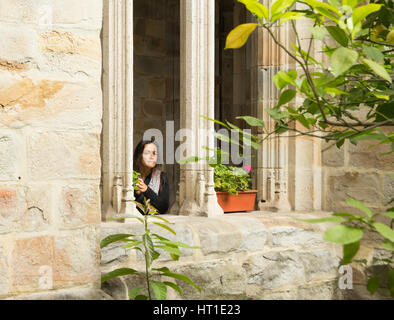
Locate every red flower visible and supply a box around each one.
[244,165,252,173]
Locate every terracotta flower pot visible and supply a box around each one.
[216,190,258,213]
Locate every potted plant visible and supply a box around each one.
[180,146,258,213]
[211,161,258,213]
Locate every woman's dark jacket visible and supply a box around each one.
[134,171,169,215]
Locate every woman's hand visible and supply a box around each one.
[136,178,148,193]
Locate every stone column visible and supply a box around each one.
[173,0,223,217]
[246,1,292,212]
[251,2,321,212]
[101,0,138,220]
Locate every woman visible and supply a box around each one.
[133,139,169,215]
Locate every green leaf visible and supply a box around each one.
[159,271,201,292]
[362,58,392,82]
[362,45,384,63]
[128,287,142,300]
[100,234,134,249]
[225,23,258,49]
[277,89,296,107]
[352,4,382,27]
[342,241,360,265]
[151,215,173,225]
[267,107,288,120]
[296,217,345,224]
[109,214,142,222]
[310,26,327,40]
[236,116,267,131]
[323,225,363,244]
[143,234,155,268]
[214,132,242,148]
[333,212,355,218]
[153,222,176,236]
[271,0,295,17]
[372,223,394,242]
[346,198,372,218]
[330,47,358,77]
[101,268,139,283]
[135,295,148,300]
[275,11,305,24]
[163,281,183,295]
[159,239,200,249]
[178,156,201,164]
[382,239,394,251]
[367,275,380,295]
[153,267,171,273]
[122,240,141,248]
[303,0,340,15]
[200,115,230,129]
[150,280,167,300]
[380,210,394,220]
[239,0,269,19]
[325,26,348,47]
[343,0,363,8]
[273,70,296,91]
[156,245,182,256]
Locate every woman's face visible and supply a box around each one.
[142,143,158,169]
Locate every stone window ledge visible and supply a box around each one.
[100,211,347,299]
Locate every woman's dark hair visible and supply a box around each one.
[133,138,167,192]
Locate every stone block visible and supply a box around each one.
[0,80,102,131]
[348,140,394,170]
[382,174,394,206]
[197,219,243,255]
[28,132,101,180]
[52,228,100,288]
[269,226,323,248]
[101,277,128,300]
[214,216,268,252]
[242,251,306,290]
[298,249,340,282]
[20,184,52,232]
[326,171,380,206]
[10,230,100,293]
[297,281,343,300]
[0,186,25,233]
[9,235,55,293]
[171,259,248,300]
[0,133,20,181]
[322,142,345,167]
[0,244,8,295]
[258,289,299,300]
[0,25,38,62]
[59,184,100,229]
[39,30,101,61]
[38,52,102,80]
[0,0,102,29]
[7,287,112,300]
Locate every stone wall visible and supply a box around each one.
[322,139,394,215]
[0,0,103,298]
[101,212,347,300]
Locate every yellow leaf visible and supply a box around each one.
[225,23,258,50]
